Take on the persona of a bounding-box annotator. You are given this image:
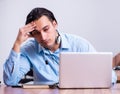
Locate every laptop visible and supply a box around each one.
[59,52,113,88]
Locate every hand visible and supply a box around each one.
[13,22,36,53]
[113,53,120,67]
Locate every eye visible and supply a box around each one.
[43,26,49,32]
[44,28,48,32]
[30,30,39,35]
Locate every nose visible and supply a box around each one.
[40,31,47,41]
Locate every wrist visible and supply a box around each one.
[12,42,21,53]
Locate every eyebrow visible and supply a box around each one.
[42,25,49,30]
[36,24,49,32]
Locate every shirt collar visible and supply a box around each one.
[60,32,70,50]
[38,44,44,53]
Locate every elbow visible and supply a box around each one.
[4,78,19,86]
[3,73,19,86]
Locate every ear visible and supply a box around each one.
[52,20,58,29]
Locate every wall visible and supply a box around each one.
[0,0,120,84]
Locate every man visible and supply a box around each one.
[3,7,117,86]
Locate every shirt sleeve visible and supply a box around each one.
[3,49,31,86]
[112,69,117,84]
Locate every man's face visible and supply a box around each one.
[32,16,58,49]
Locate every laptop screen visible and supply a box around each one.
[59,52,112,88]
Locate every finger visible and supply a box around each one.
[27,33,33,38]
[21,26,35,35]
[24,23,36,33]
[25,22,36,29]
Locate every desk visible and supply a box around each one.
[0,84,120,94]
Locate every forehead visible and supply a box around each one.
[34,16,52,30]
[35,16,51,25]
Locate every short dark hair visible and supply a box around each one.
[25,7,57,25]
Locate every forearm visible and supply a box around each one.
[3,63,21,86]
[3,50,30,86]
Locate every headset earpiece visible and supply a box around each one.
[55,34,61,44]
[56,35,61,44]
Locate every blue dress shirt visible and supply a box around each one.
[3,32,117,85]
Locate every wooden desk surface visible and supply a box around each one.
[0,70,119,94]
[0,84,120,94]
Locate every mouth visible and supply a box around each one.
[41,41,47,45]
[40,39,55,49]
[40,40,50,46]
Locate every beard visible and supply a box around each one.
[40,39,56,50]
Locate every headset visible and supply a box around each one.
[55,32,61,44]
[44,32,61,65]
